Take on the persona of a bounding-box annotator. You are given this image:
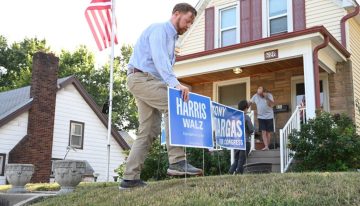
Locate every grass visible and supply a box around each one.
[0,182,117,192]
[30,172,360,206]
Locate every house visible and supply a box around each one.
[174,0,360,172]
[0,52,130,184]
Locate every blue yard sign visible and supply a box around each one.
[168,87,213,149]
[212,102,246,150]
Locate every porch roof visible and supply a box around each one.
[180,57,304,85]
[176,26,350,63]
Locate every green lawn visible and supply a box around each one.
[26,173,360,205]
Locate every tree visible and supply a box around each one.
[82,45,138,130]
[0,35,138,131]
[0,36,50,91]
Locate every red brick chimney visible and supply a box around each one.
[9,52,59,183]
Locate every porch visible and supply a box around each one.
[179,57,352,141]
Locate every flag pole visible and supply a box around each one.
[106,0,116,182]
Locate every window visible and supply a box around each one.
[268,0,288,35]
[219,6,238,47]
[0,154,5,176]
[69,121,84,149]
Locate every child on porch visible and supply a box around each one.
[228,100,254,174]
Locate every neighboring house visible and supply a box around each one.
[0,52,129,184]
[174,0,360,172]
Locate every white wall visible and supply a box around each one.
[0,112,28,185]
[306,0,346,42]
[52,84,126,182]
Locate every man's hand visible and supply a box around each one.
[176,84,190,102]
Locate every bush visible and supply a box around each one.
[288,112,360,171]
[115,138,231,181]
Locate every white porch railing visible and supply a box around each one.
[247,110,255,152]
[279,106,306,173]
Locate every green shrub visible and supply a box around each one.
[288,112,360,171]
[115,138,231,181]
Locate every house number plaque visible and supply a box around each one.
[264,49,278,60]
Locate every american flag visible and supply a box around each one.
[85,0,118,51]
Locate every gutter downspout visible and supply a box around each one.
[341,2,360,48]
[313,35,329,109]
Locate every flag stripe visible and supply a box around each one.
[106,9,118,44]
[85,0,117,51]
[85,10,103,50]
[90,9,108,50]
[98,9,112,46]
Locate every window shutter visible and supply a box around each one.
[251,0,262,40]
[241,0,262,42]
[293,0,306,31]
[205,7,215,50]
[240,0,251,42]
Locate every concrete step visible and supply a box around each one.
[247,157,280,164]
[245,161,281,173]
[249,149,280,158]
[272,164,281,173]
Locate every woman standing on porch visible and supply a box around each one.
[249,86,275,151]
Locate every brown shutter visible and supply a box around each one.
[205,7,215,50]
[241,0,262,42]
[293,0,306,31]
[240,0,251,42]
[251,0,262,40]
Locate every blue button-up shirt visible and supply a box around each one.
[128,21,180,88]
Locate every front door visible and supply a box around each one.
[213,77,250,162]
[291,74,329,112]
[214,77,250,108]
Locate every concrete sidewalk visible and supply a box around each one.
[0,192,56,206]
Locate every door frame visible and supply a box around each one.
[291,73,330,112]
[213,77,251,103]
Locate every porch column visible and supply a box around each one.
[303,52,316,119]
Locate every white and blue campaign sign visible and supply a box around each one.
[212,102,246,150]
[168,87,213,149]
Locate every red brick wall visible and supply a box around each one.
[191,82,213,99]
[9,52,59,183]
[328,62,355,119]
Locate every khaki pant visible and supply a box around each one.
[123,72,185,180]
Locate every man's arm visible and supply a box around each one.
[265,93,275,107]
[248,94,256,107]
[148,26,189,101]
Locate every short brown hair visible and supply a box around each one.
[172,3,197,17]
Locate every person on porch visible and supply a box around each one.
[228,100,254,174]
[249,86,275,151]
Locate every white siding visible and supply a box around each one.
[180,0,234,55]
[306,0,346,42]
[52,84,126,182]
[0,112,28,184]
[349,19,360,133]
[180,12,205,55]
